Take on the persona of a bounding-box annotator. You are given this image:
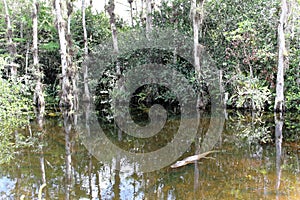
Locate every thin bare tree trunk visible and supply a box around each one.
[135,0,138,19]
[140,0,144,26]
[107,0,120,75]
[191,0,200,108]
[219,69,226,107]
[128,0,134,27]
[33,0,45,113]
[191,0,200,72]
[54,0,72,108]
[20,22,23,39]
[199,0,205,37]
[3,0,17,78]
[82,0,90,102]
[25,42,29,84]
[145,0,152,37]
[191,0,205,108]
[66,1,78,110]
[274,0,288,112]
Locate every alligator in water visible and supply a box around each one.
[170,150,219,168]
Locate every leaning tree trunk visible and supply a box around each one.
[3,0,17,78]
[82,0,90,102]
[145,0,152,37]
[274,0,288,112]
[32,0,45,113]
[54,0,72,108]
[107,0,120,75]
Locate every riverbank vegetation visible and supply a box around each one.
[0,0,299,111]
[0,0,299,158]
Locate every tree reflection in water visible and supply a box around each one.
[0,111,299,199]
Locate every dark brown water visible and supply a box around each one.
[0,111,299,199]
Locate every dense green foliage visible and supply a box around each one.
[151,0,300,111]
[0,58,33,164]
[1,0,299,112]
[204,0,299,111]
[0,0,299,158]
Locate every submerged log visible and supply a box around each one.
[170,150,219,168]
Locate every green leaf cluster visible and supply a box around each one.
[228,74,271,111]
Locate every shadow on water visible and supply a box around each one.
[0,110,299,199]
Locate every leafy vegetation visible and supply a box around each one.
[0,0,299,162]
[0,58,33,164]
[0,0,299,111]
[228,74,271,110]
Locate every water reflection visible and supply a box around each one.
[275,112,283,199]
[35,108,47,199]
[0,111,299,199]
[63,111,72,200]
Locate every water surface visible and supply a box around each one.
[0,111,299,199]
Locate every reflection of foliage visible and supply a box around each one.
[238,125,272,145]
[226,111,272,146]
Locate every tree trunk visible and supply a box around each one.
[135,0,138,19]
[145,0,152,37]
[33,0,45,113]
[66,0,78,110]
[128,0,134,27]
[198,0,205,38]
[191,0,205,73]
[25,42,29,84]
[274,0,288,112]
[20,22,23,39]
[54,0,72,108]
[140,0,144,26]
[3,0,17,78]
[82,0,90,102]
[107,0,120,75]
[191,0,205,108]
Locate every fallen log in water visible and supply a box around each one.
[170,150,219,168]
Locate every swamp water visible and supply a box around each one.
[0,111,299,199]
